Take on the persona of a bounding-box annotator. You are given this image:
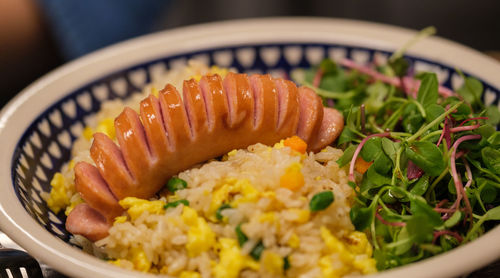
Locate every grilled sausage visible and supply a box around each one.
[66,73,344,241]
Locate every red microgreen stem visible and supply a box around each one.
[435,199,449,209]
[349,132,391,182]
[407,101,463,143]
[313,68,323,88]
[458,117,489,127]
[455,150,466,160]
[436,115,451,147]
[340,58,455,97]
[449,124,481,133]
[463,158,473,188]
[433,230,463,244]
[450,134,481,224]
[375,212,407,227]
[434,208,456,213]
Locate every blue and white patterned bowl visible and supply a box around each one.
[0,18,499,278]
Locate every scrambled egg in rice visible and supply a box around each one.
[91,139,376,277]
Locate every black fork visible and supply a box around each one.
[0,248,43,278]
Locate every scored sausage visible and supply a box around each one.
[66,73,344,241]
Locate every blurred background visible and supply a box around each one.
[1,0,499,108]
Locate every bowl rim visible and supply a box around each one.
[0,17,499,278]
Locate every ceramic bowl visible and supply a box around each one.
[0,18,499,278]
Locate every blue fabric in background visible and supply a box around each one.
[37,0,171,60]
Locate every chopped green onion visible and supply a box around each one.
[216,203,231,220]
[166,177,187,192]
[250,241,265,260]
[309,191,335,212]
[235,224,248,247]
[283,256,290,270]
[163,199,189,209]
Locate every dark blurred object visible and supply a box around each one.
[161,0,500,52]
[0,248,43,278]
[0,0,62,108]
[467,259,500,278]
[37,0,172,60]
[2,0,499,109]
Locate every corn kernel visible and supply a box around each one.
[280,163,305,191]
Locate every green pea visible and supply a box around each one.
[309,191,335,212]
[163,199,189,209]
[215,203,231,220]
[250,241,265,260]
[235,224,248,247]
[166,177,187,192]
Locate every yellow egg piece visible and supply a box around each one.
[182,207,216,257]
[213,238,244,278]
[258,212,276,223]
[131,248,151,272]
[287,209,310,223]
[95,118,116,140]
[344,231,373,257]
[179,271,201,278]
[261,250,283,276]
[114,216,127,225]
[320,226,353,263]
[82,127,93,141]
[119,197,166,221]
[46,173,71,214]
[288,233,300,249]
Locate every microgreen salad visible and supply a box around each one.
[294,32,500,270]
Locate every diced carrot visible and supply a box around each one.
[283,136,307,154]
[355,157,372,174]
